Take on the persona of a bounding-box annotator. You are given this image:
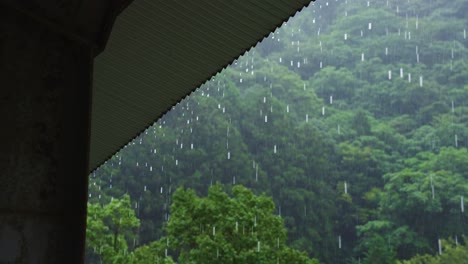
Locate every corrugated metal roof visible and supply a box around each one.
[90,0,312,172]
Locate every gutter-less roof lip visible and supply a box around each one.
[90,0,313,173]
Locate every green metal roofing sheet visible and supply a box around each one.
[90,0,312,172]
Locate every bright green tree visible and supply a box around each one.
[166,184,319,264]
[86,195,140,264]
[398,239,468,264]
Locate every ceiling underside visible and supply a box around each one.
[90,0,312,172]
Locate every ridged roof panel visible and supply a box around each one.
[90,0,312,172]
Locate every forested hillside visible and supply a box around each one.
[87,0,468,263]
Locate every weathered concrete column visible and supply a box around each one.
[0,1,127,262]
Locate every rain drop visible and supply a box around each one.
[461,196,464,213]
[438,239,442,255]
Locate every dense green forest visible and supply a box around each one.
[87,0,468,263]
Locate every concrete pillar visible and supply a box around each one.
[0,4,93,263]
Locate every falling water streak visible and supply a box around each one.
[431,184,435,200]
[361,53,365,61]
[455,135,458,148]
[408,73,412,83]
[306,114,309,123]
[213,226,216,236]
[344,181,348,194]
[274,145,277,154]
[388,70,392,80]
[419,76,423,87]
[330,95,333,105]
[322,107,325,116]
[257,241,261,252]
[461,196,464,213]
[438,239,442,255]
[338,235,342,249]
[400,68,404,78]
[265,115,268,123]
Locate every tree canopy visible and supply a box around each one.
[87,0,468,263]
